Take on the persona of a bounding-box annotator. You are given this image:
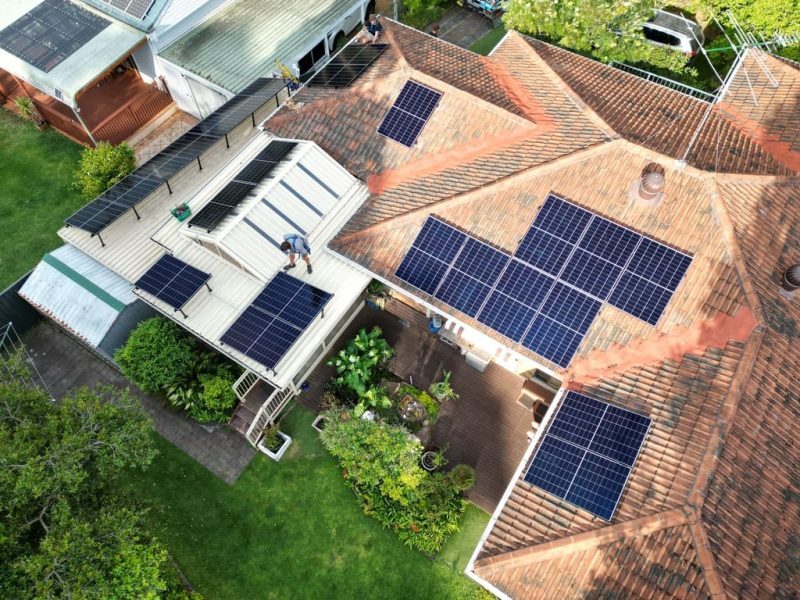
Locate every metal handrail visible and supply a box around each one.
[609,61,718,102]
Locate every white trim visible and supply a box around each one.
[464,386,569,597]
[487,30,511,57]
[156,55,235,97]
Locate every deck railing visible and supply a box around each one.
[609,61,718,102]
[92,86,172,144]
[245,385,296,445]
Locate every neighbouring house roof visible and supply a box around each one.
[18,244,137,346]
[78,0,171,32]
[258,20,800,599]
[0,0,145,105]
[159,0,357,93]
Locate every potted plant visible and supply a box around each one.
[311,413,328,432]
[448,464,476,492]
[365,279,389,310]
[257,423,292,461]
[171,202,192,222]
[15,96,47,130]
[430,370,458,402]
[421,448,446,472]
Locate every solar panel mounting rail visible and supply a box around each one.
[63,78,287,243]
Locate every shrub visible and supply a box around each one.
[448,464,476,492]
[190,373,237,423]
[115,318,196,394]
[73,141,136,201]
[417,391,438,421]
[402,0,450,29]
[327,327,394,399]
[320,409,468,553]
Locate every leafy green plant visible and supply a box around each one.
[366,279,386,295]
[422,449,447,471]
[448,464,476,492]
[396,384,438,423]
[0,346,32,383]
[72,141,136,201]
[191,374,237,423]
[354,385,392,418]
[430,370,458,402]
[260,424,282,451]
[115,317,196,394]
[327,327,394,399]
[402,0,450,29]
[14,96,41,124]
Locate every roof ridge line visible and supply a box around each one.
[333,138,618,245]
[473,507,687,574]
[507,33,617,140]
[686,511,728,599]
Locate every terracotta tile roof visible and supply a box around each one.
[527,39,798,176]
[260,23,800,598]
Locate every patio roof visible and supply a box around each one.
[0,0,145,106]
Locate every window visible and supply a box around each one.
[298,40,327,75]
[643,26,682,47]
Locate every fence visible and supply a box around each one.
[609,62,718,102]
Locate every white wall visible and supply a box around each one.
[156,57,229,118]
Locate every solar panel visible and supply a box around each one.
[378,80,442,147]
[220,273,331,370]
[395,248,449,296]
[514,227,573,276]
[190,141,296,232]
[524,391,651,520]
[452,238,509,285]
[309,43,388,88]
[578,218,641,267]
[135,254,211,311]
[97,0,157,20]
[0,0,111,72]
[64,79,287,235]
[434,270,490,318]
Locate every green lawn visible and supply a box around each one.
[0,110,85,289]
[120,406,491,599]
[469,25,507,56]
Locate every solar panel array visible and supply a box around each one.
[395,195,692,367]
[0,0,111,72]
[309,43,388,88]
[135,254,211,311]
[96,0,157,20]
[523,391,651,520]
[378,80,442,147]
[220,273,332,370]
[188,140,297,232]
[65,78,287,235]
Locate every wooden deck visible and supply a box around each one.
[299,299,532,513]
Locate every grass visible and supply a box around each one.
[469,25,507,56]
[120,406,491,600]
[0,110,85,289]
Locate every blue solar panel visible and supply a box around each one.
[560,249,622,300]
[395,248,448,295]
[435,271,490,318]
[627,238,692,290]
[477,291,537,342]
[453,238,509,285]
[565,453,630,521]
[220,274,331,370]
[413,218,466,263]
[523,391,651,520]
[531,195,592,244]
[378,80,442,147]
[521,315,584,368]
[495,261,554,308]
[578,218,641,267]
[607,272,673,325]
[135,254,211,311]
[539,283,602,335]
[514,227,573,276]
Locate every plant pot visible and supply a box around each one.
[257,431,292,462]
[171,205,192,222]
[421,450,439,472]
[311,414,327,433]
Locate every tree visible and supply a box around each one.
[504,0,692,73]
[73,141,136,201]
[701,0,800,38]
[0,383,175,598]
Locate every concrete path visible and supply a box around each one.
[23,322,255,485]
[425,6,494,48]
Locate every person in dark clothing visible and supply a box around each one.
[430,23,441,37]
[280,233,312,274]
[356,14,383,44]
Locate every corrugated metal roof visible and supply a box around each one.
[18,245,136,346]
[159,0,357,92]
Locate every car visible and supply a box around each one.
[642,10,705,56]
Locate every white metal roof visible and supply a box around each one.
[59,133,371,388]
[18,244,136,346]
[0,0,145,105]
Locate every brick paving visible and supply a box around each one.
[23,322,254,485]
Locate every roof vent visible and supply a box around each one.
[780,264,800,292]
[629,164,665,207]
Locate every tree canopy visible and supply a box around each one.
[703,0,800,37]
[503,0,692,73]
[0,383,187,598]
[72,141,136,201]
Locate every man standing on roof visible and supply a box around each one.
[356,14,383,44]
[281,233,313,274]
